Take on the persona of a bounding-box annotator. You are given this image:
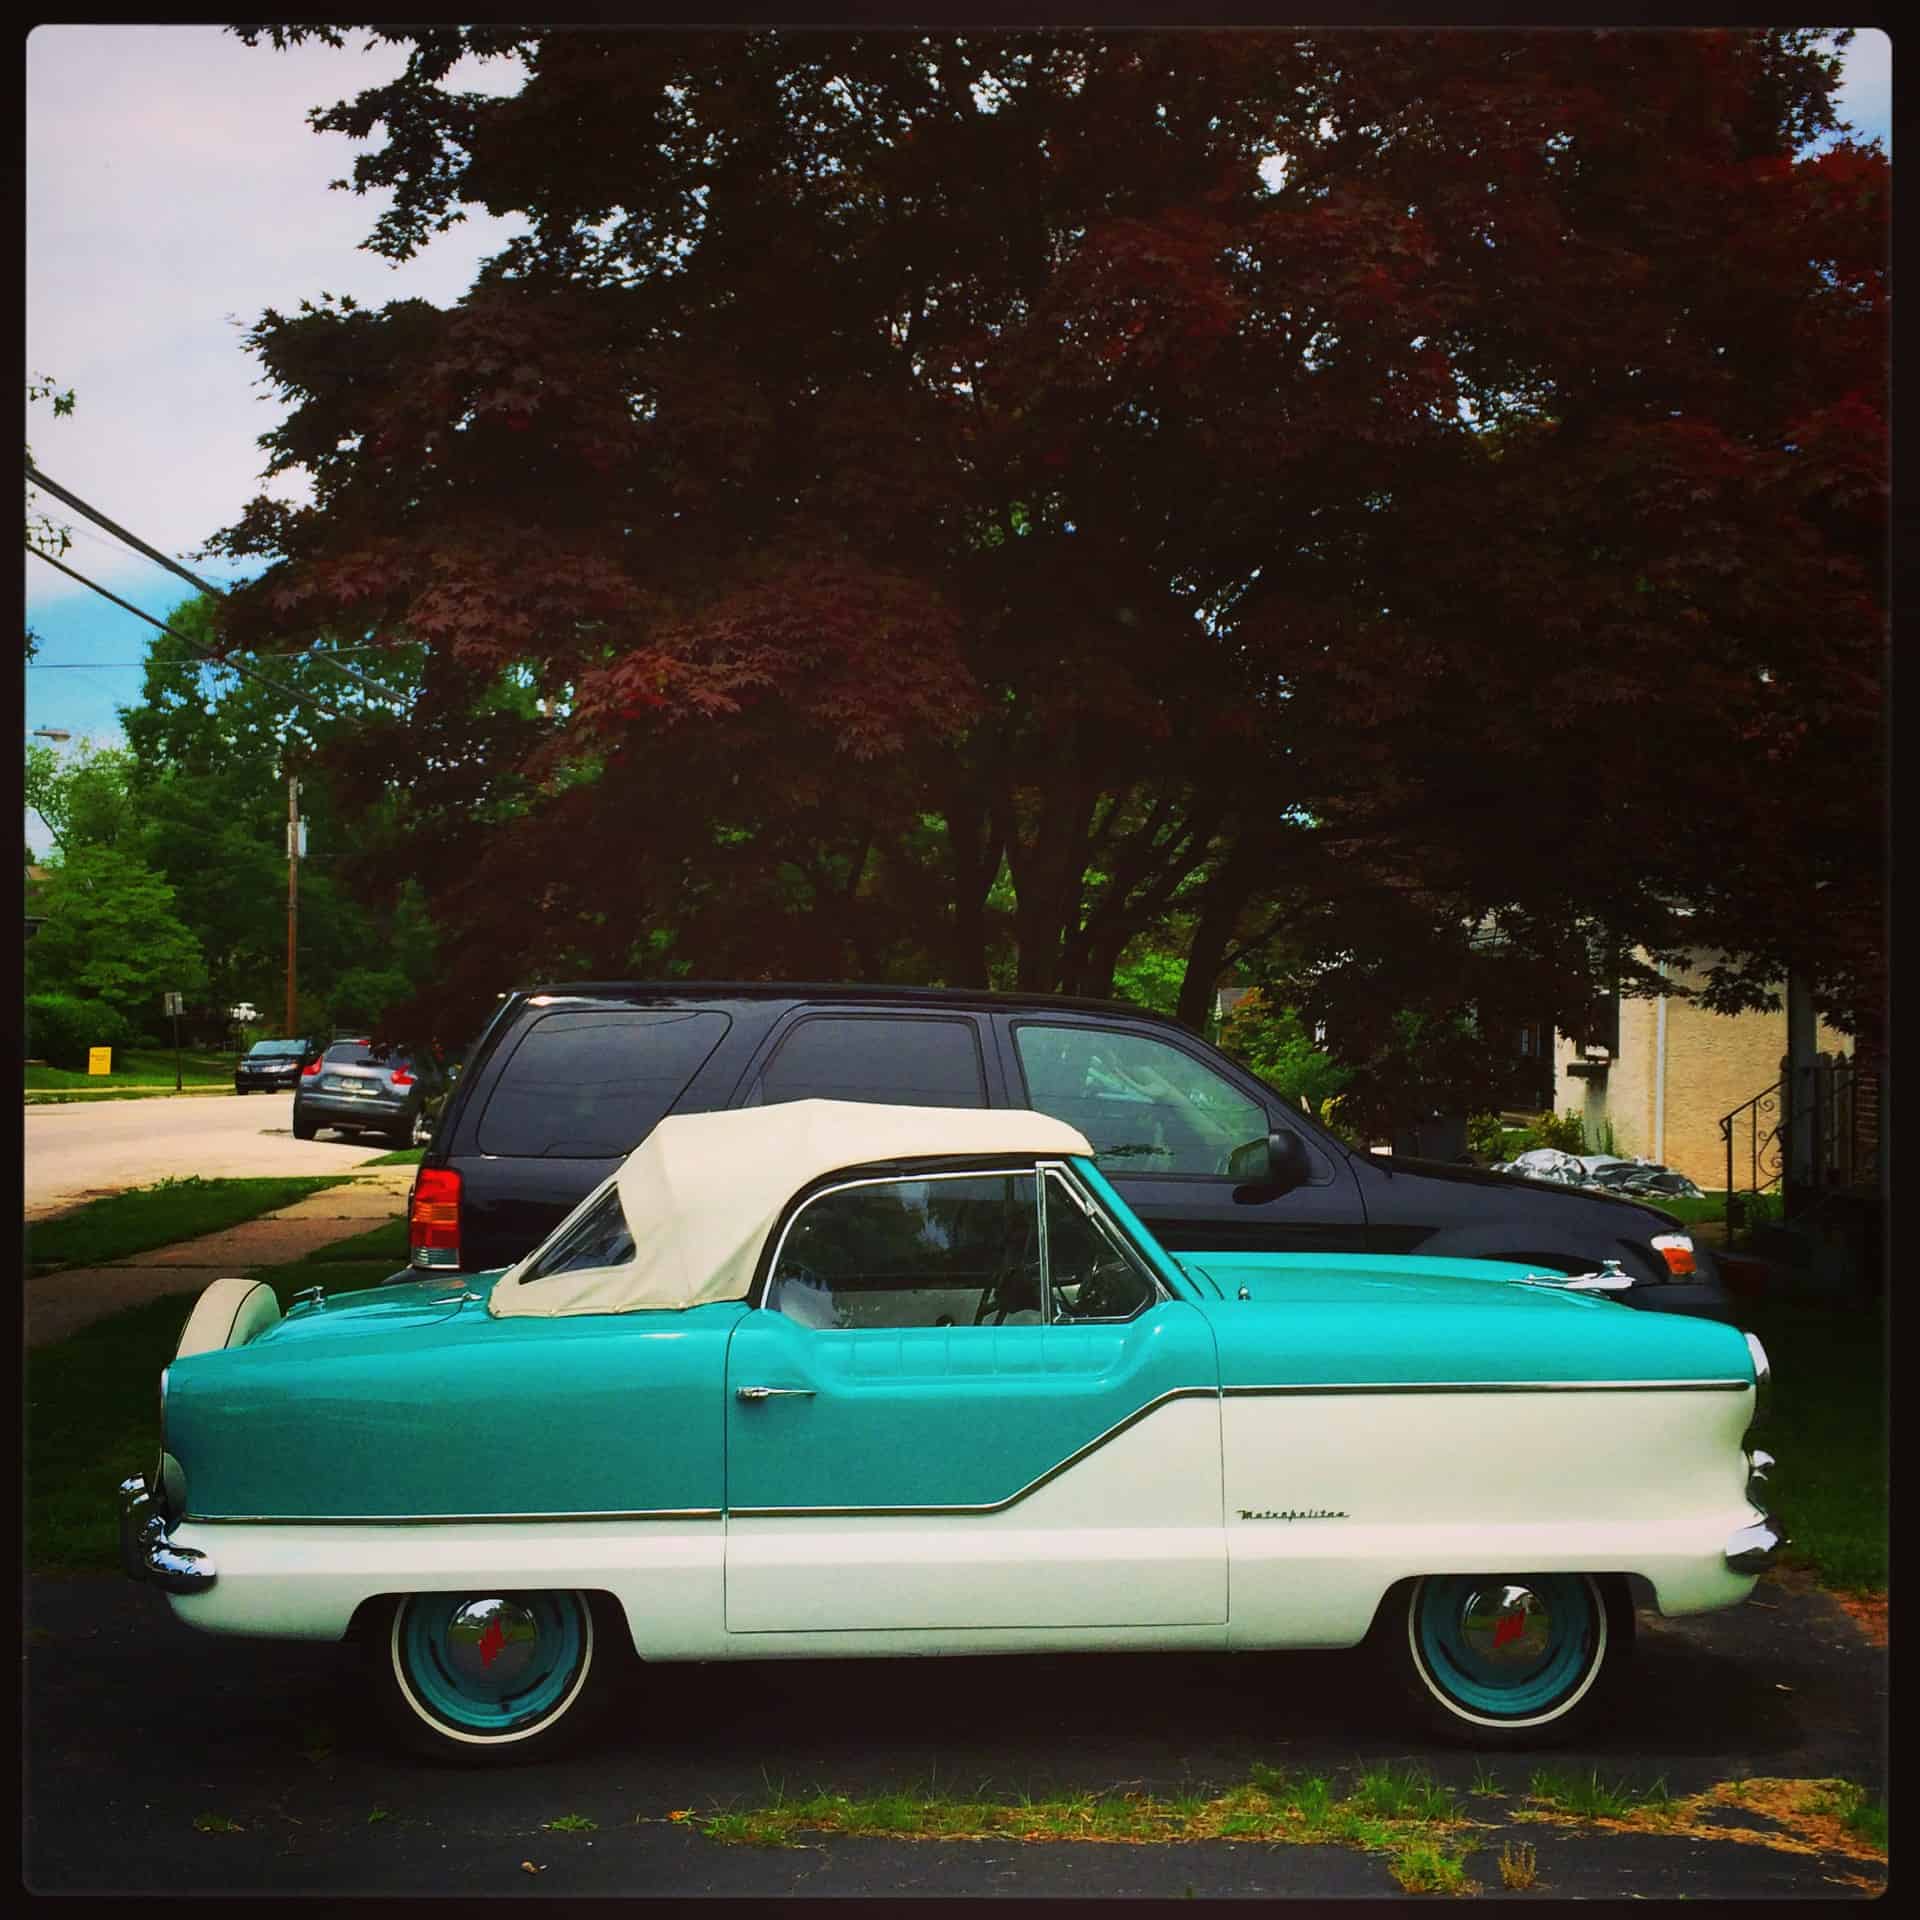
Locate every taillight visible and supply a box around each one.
[390,1068,416,1087]
[301,1059,322,1077]
[410,1167,461,1270]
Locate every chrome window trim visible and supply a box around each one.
[1039,1160,1166,1321]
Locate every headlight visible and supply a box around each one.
[1650,1230,1696,1277]
[1744,1332,1771,1422]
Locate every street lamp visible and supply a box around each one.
[31,728,70,742]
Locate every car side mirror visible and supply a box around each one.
[1228,1128,1311,1192]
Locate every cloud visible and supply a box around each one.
[26,25,527,573]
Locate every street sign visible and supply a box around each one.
[87,1047,112,1076]
[163,991,184,1016]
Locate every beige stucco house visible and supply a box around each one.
[1553,953,1851,1186]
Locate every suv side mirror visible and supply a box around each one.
[1229,1128,1312,1192]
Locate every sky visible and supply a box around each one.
[22,25,1892,853]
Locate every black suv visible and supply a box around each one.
[406,982,1729,1318]
[234,1036,316,1093]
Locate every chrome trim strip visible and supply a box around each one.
[730,1385,1220,1518]
[1725,1514,1785,1574]
[182,1507,724,1526]
[1221,1378,1750,1396]
[120,1474,217,1592]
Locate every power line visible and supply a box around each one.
[24,460,404,703]
[27,547,348,722]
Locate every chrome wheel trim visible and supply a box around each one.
[1405,1572,1608,1730]
[388,1590,595,1748]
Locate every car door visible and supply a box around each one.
[724,1161,1225,1634]
[999,1016,1370,1257]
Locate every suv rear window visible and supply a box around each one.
[476,1008,732,1158]
[323,1041,410,1068]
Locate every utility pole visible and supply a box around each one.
[285,772,302,1036]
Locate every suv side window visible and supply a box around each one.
[751,1015,986,1109]
[1012,1024,1270,1178]
[476,1009,732,1158]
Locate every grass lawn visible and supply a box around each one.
[27,1219,410,1574]
[24,1048,236,1091]
[1735,1297,1887,1593]
[363,1146,424,1166]
[27,1174,351,1277]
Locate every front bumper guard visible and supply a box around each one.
[118,1474,216,1594]
[1724,1514,1786,1576]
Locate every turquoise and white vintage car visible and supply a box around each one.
[121,1101,1781,1763]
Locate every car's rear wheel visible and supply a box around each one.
[1392,1572,1614,1746]
[372,1590,613,1764]
[292,1110,317,1140]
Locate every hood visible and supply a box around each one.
[1181,1251,1610,1311]
[246,1271,508,1349]
[1182,1253,1753,1388]
[1370,1153,1683,1229]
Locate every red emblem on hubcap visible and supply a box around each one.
[477,1615,507,1669]
[1491,1609,1527,1650]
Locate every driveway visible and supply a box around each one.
[23,1572,1885,1897]
[24,1092,389,1220]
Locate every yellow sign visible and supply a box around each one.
[87,1047,113,1076]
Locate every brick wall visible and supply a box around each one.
[1553,955,1851,1185]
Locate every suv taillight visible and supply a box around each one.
[301,1058,322,1077]
[409,1167,461,1269]
[389,1068,416,1087]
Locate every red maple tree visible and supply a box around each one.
[211,28,1885,1047]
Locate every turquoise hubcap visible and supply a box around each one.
[398,1591,588,1735]
[1415,1574,1596,1718]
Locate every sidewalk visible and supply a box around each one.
[24,1166,419,1350]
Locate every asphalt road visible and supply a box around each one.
[24,1091,390,1220]
[23,1573,1886,1898]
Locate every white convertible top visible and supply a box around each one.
[487,1098,1094,1318]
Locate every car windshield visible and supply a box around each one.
[248,1041,305,1058]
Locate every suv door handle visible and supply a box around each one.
[736,1386,817,1402]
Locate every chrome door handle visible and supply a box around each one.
[736,1386,817,1402]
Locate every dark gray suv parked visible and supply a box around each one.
[404,982,1731,1320]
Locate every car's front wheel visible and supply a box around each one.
[371,1590,615,1764]
[1390,1572,1616,1746]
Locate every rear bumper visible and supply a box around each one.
[119,1473,217,1594]
[295,1093,414,1124]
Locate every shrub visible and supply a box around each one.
[26,993,134,1071]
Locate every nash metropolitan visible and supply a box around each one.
[120,1101,1781,1763]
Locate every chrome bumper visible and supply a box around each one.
[1724,1514,1786,1576]
[118,1474,216,1594]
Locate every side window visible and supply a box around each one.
[476,1009,731,1158]
[1043,1171,1159,1322]
[768,1173,1040,1329]
[517,1183,636,1283]
[1013,1025,1270,1178]
[753,1016,985,1109]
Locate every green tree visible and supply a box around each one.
[115,593,439,1027]
[29,845,208,1025]
[1216,990,1354,1116]
[24,737,139,857]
